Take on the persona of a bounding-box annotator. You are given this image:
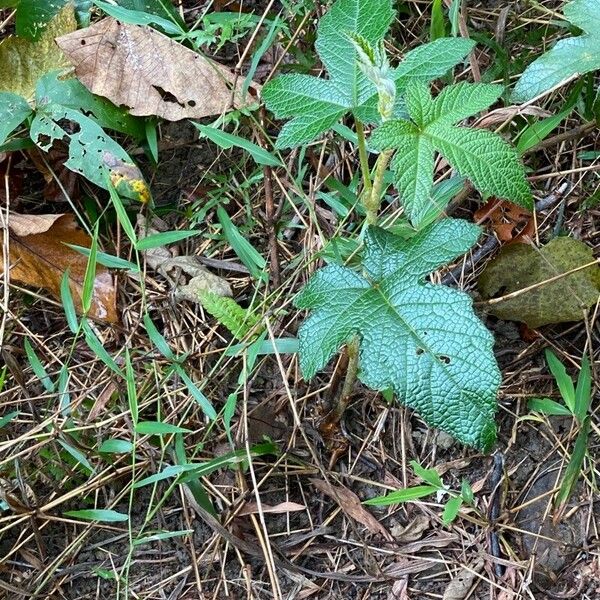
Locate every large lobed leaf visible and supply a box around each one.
[262,0,474,148]
[296,219,501,450]
[371,81,532,226]
[512,0,600,103]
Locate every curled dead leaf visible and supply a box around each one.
[474,198,533,244]
[310,478,393,541]
[2,213,117,323]
[237,501,306,516]
[56,18,259,121]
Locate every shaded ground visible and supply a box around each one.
[1,1,599,599]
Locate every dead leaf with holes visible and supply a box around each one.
[2,213,117,322]
[56,18,259,121]
[310,478,393,541]
[137,215,232,303]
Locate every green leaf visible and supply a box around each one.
[371,81,532,225]
[135,230,198,250]
[442,495,463,524]
[430,0,447,41]
[574,355,592,423]
[478,237,600,328]
[136,421,191,435]
[528,397,573,417]
[31,104,150,203]
[93,0,183,34]
[24,338,55,393]
[0,411,19,429]
[460,479,473,505]
[512,0,600,103]
[64,509,129,522]
[545,349,576,413]
[35,71,144,139]
[410,460,444,489]
[198,290,260,341]
[99,439,134,453]
[11,0,91,39]
[194,124,282,166]
[296,219,500,450]
[0,4,76,99]
[0,92,32,145]
[364,485,438,505]
[262,0,473,148]
[174,365,217,421]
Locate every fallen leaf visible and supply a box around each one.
[2,213,117,322]
[387,578,410,600]
[390,515,430,542]
[0,4,75,100]
[310,478,393,541]
[56,18,259,121]
[478,237,600,327]
[237,501,306,516]
[137,215,232,302]
[443,559,484,600]
[474,198,534,244]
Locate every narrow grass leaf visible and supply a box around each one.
[0,411,19,429]
[64,508,129,522]
[223,392,236,446]
[545,349,576,414]
[24,338,55,392]
[136,421,191,435]
[574,355,592,423]
[225,337,299,356]
[430,0,446,40]
[57,364,70,415]
[363,485,438,506]
[133,529,193,546]
[99,439,134,453]
[81,224,99,314]
[460,479,474,505]
[143,314,176,361]
[106,175,137,244]
[81,320,124,377]
[93,0,182,34]
[528,397,572,417]
[410,460,444,489]
[125,348,138,425]
[60,270,79,333]
[217,205,267,281]
[175,365,217,420]
[135,230,198,251]
[58,438,94,473]
[195,124,282,166]
[67,244,139,271]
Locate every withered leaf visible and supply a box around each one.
[479,237,600,328]
[310,478,393,541]
[56,18,259,121]
[2,213,117,323]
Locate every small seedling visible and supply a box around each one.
[528,349,593,520]
[364,460,474,525]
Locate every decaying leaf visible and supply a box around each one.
[442,559,484,600]
[2,213,117,322]
[474,198,534,244]
[479,237,600,328]
[237,501,306,516]
[138,215,232,303]
[310,478,393,540]
[0,4,76,100]
[56,18,259,121]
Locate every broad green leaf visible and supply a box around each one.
[460,479,473,505]
[364,485,438,505]
[0,93,32,145]
[430,0,447,41]
[64,509,129,522]
[296,219,500,450]
[115,0,185,28]
[262,0,474,148]
[410,460,444,489]
[99,439,134,453]
[30,104,151,203]
[10,0,92,39]
[0,4,76,100]
[545,349,576,413]
[478,237,600,328]
[574,355,592,423]
[35,71,144,139]
[371,81,531,226]
[512,0,600,103]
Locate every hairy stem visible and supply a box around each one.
[364,149,393,224]
[355,120,372,195]
[335,336,360,420]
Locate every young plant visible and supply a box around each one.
[364,460,475,525]
[528,349,593,519]
[263,0,535,449]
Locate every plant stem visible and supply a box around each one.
[335,336,360,421]
[364,149,393,224]
[355,120,372,196]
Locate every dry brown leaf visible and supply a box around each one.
[390,515,430,542]
[443,559,484,600]
[474,198,533,244]
[56,18,259,121]
[2,213,117,323]
[137,215,232,302]
[237,501,306,516]
[387,578,410,600]
[310,478,393,541]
